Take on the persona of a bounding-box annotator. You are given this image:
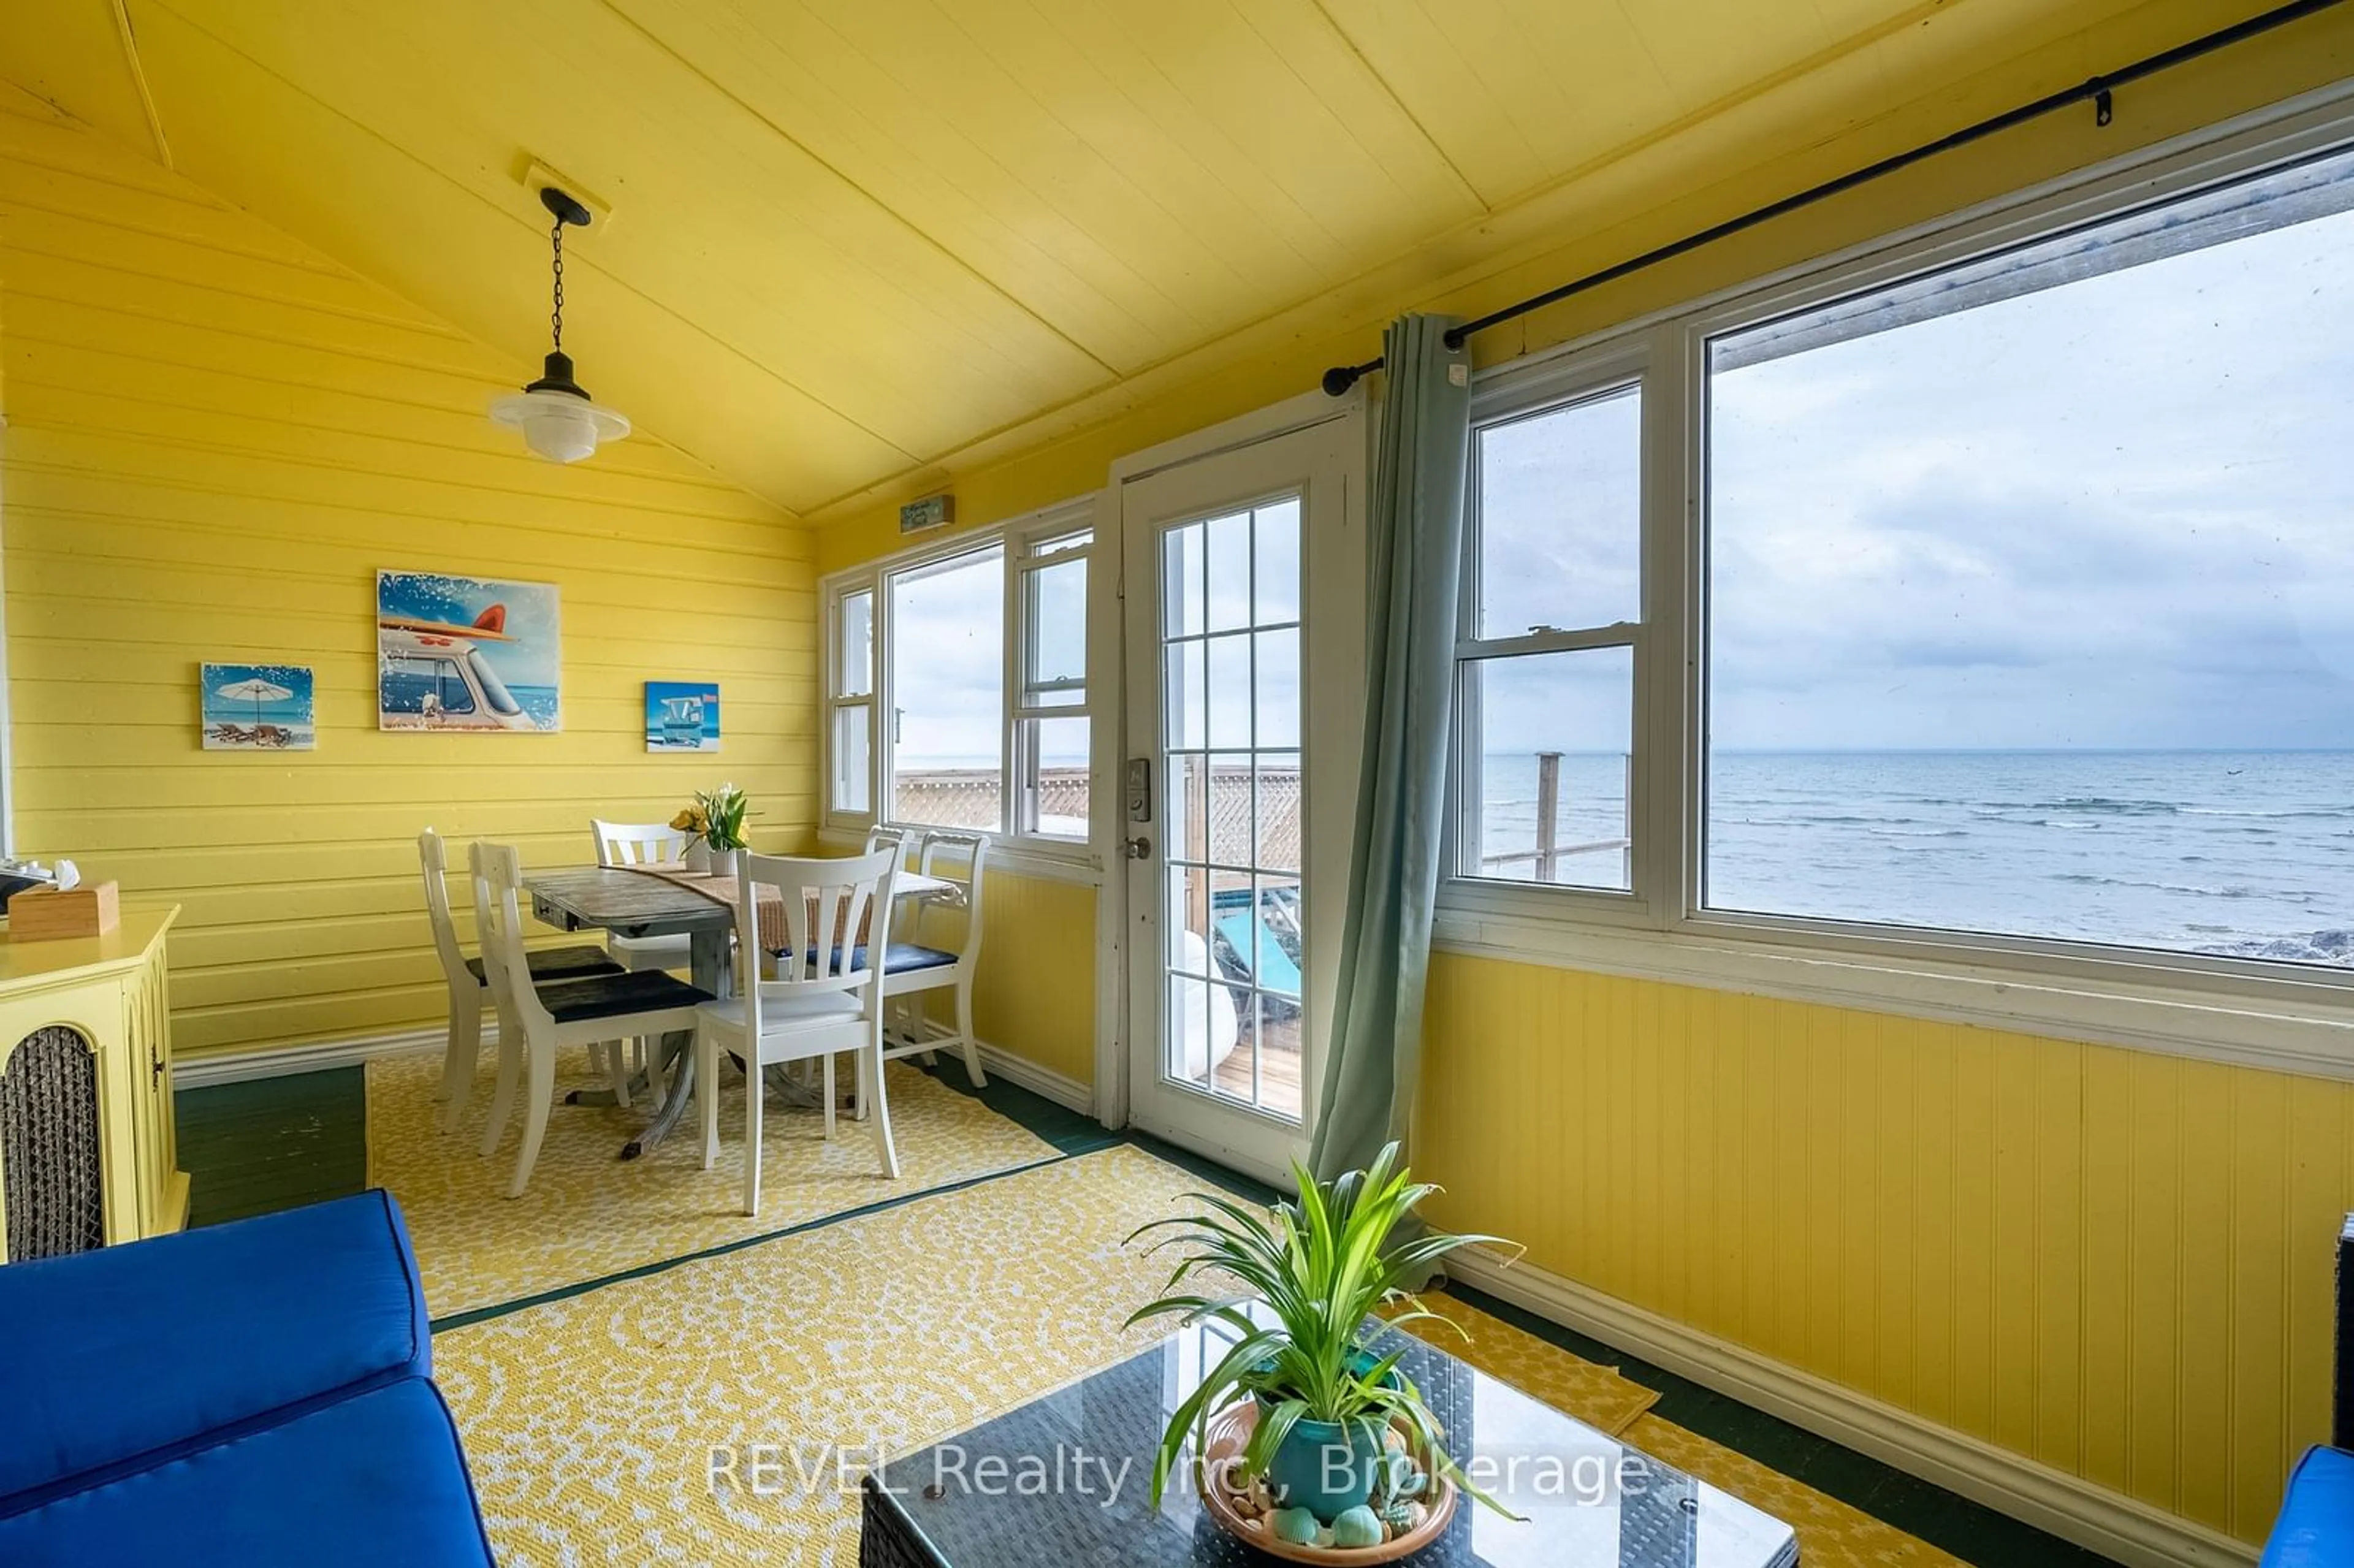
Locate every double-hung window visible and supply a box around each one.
[828,586,874,815]
[823,499,1098,848]
[1448,112,2354,1005]
[1010,524,1093,838]
[1453,373,1645,895]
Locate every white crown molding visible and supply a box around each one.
[1442,1246,2258,1568]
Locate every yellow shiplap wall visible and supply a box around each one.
[0,91,817,1060]
[1417,953,2350,1545]
[887,866,1096,1090]
[968,872,1095,1088]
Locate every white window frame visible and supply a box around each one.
[823,581,877,823]
[820,497,1102,864]
[1005,519,1096,842]
[1447,346,1654,916]
[1437,83,2354,1077]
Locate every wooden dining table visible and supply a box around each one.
[524,864,959,1160]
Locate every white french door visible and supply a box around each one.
[1118,411,1363,1185]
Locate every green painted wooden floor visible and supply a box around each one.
[174,1062,2121,1567]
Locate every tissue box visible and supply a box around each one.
[8,881,121,941]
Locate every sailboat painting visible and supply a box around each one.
[645,681,720,752]
[202,663,316,750]
[377,571,561,733]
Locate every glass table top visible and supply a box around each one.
[866,1307,1799,1568]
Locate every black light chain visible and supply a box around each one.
[549,215,566,353]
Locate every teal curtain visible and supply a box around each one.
[1308,314,1472,1182]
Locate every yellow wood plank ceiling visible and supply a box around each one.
[4,0,2182,517]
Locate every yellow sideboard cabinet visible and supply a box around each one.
[0,907,188,1260]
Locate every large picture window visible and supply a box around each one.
[1449,125,2354,994]
[887,544,1005,831]
[1705,146,2354,965]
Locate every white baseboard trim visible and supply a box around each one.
[174,1027,449,1089]
[973,1039,1094,1117]
[1443,1247,2258,1568]
[177,1026,1099,1125]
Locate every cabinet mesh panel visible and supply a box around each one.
[1,1027,105,1262]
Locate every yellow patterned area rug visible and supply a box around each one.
[435,1143,1659,1567]
[368,1044,1057,1316]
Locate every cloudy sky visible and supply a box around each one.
[889,546,1005,767]
[1479,162,2354,756]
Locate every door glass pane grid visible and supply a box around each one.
[1159,498,1304,1121]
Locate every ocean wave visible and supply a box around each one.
[2051,873,2274,900]
[2212,929,2354,964]
[2028,796,2180,816]
[2180,806,2354,820]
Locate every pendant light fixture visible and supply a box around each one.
[490,186,630,463]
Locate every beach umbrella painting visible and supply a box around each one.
[215,675,293,725]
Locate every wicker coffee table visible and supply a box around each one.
[862,1311,1799,1567]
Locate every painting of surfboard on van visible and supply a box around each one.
[376,571,560,733]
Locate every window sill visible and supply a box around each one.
[817,826,1103,886]
[1430,901,2354,1082]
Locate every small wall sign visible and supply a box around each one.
[899,493,955,535]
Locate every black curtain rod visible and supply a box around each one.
[1320,0,2348,397]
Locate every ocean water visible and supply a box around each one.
[511,685,561,729]
[1480,750,2354,967]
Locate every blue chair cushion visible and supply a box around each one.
[785,942,957,974]
[2262,1445,2354,1566]
[463,943,622,986]
[0,1190,429,1508]
[0,1377,495,1566]
[533,969,714,1025]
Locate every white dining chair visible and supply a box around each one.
[419,828,619,1135]
[697,846,901,1215]
[590,819,698,974]
[876,829,990,1090]
[590,818,702,1104]
[474,841,713,1198]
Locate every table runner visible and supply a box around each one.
[614,861,872,952]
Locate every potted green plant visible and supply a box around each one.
[1126,1143,1521,1542]
[672,783,750,877]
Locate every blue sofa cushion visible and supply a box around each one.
[0,1376,495,1567]
[0,1189,429,1508]
[2263,1445,2354,1567]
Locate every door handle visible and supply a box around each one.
[1124,835,1152,861]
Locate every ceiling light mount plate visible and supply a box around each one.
[539,185,593,229]
[520,158,612,232]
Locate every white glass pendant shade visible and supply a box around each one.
[490,350,630,464]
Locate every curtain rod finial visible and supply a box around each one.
[1324,359,1377,397]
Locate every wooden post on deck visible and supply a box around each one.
[1535,751,1562,883]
